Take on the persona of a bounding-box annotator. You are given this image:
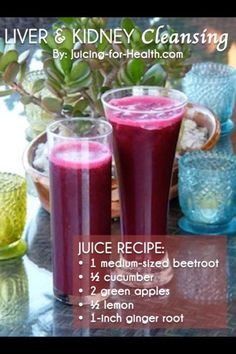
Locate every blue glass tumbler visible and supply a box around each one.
[182,62,236,134]
[178,151,236,235]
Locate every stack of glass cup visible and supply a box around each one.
[182,62,236,153]
[178,151,236,235]
[180,62,236,235]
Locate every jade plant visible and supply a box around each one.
[0,17,191,121]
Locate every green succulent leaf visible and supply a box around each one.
[90,71,104,99]
[53,57,65,75]
[45,34,58,50]
[127,58,145,83]
[97,34,110,52]
[0,89,14,97]
[2,61,20,84]
[131,27,142,43]
[121,17,135,33]
[42,97,62,113]
[118,66,134,85]
[143,28,156,45]
[18,62,27,83]
[20,96,33,105]
[66,75,92,93]
[57,28,74,51]
[44,58,64,83]
[18,50,30,64]
[32,79,45,94]
[142,63,167,85]
[72,99,89,115]
[70,60,90,81]
[58,17,75,25]
[91,17,106,29]
[40,41,52,53]
[45,78,64,98]
[58,49,72,75]
[0,50,18,72]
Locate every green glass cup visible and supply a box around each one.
[0,173,27,260]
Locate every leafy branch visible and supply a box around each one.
[0,18,192,120]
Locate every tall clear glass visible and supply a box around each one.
[102,87,187,236]
[47,118,112,305]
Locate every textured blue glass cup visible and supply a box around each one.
[182,62,236,132]
[178,151,236,235]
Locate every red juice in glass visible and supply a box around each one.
[102,88,187,236]
[47,118,112,304]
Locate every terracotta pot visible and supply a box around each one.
[177,103,221,155]
[170,103,221,199]
[23,103,221,216]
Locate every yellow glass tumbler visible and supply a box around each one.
[0,172,27,260]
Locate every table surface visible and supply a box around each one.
[1,38,236,337]
[0,197,236,337]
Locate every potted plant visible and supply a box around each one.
[1,17,218,214]
[0,18,192,116]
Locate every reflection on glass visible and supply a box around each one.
[174,237,227,305]
[25,207,51,271]
[0,259,29,331]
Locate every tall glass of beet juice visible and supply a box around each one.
[47,118,112,304]
[102,87,187,237]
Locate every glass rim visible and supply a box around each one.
[179,151,236,173]
[47,117,113,141]
[0,172,26,194]
[186,62,236,80]
[101,86,188,114]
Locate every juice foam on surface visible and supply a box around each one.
[108,95,184,128]
[50,141,111,169]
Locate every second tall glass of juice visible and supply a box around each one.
[102,87,187,236]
